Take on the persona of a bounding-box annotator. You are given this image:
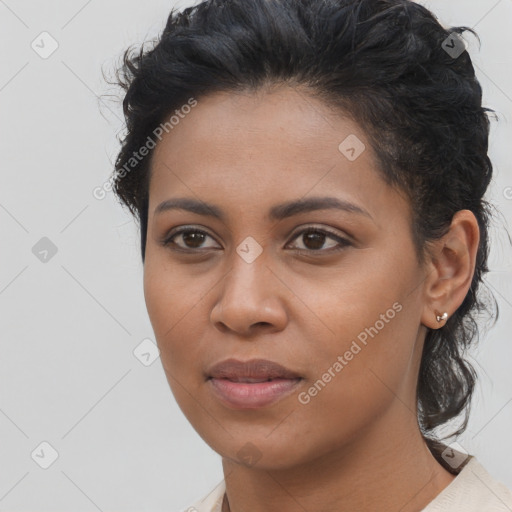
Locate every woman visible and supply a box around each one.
[110,0,512,510]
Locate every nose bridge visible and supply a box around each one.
[210,243,288,333]
[224,229,271,291]
[223,243,271,306]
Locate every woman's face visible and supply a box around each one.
[144,86,430,470]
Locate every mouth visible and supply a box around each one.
[208,377,302,409]
[206,358,303,409]
[207,357,301,381]
[220,377,283,383]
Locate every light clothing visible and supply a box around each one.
[420,456,512,512]
[182,455,512,512]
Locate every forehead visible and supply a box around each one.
[148,87,408,226]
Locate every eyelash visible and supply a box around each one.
[161,225,352,255]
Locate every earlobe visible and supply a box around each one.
[421,210,480,329]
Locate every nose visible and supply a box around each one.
[210,255,288,337]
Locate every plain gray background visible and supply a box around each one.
[1,0,511,510]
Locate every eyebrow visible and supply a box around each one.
[154,196,373,222]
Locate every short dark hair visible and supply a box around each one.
[110,0,497,471]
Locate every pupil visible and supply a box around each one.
[304,231,325,250]
[184,232,205,248]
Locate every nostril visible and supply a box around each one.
[253,322,271,328]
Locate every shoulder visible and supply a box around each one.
[177,480,226,512]
[423,456,512,512]
[175,461,512,512]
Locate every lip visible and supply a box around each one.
[206,358,302,409]
[207,358,301,380]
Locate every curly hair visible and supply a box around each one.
[109,0,497,472]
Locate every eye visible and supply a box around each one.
[161,225,352,254]
[162,226,221,251]
[286,226,352,254]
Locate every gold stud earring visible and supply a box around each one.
[436,312,448,323]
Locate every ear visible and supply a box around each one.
[421,210,480,329]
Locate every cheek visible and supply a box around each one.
[143,260,205,366]
[279,303,420,467]
[297,247,413,347]
[143,266,209,421]
[144,252,203,333]
[296,248,421,405]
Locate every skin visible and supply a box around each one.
[143,85,480,512]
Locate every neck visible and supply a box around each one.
[221,402,456,512]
